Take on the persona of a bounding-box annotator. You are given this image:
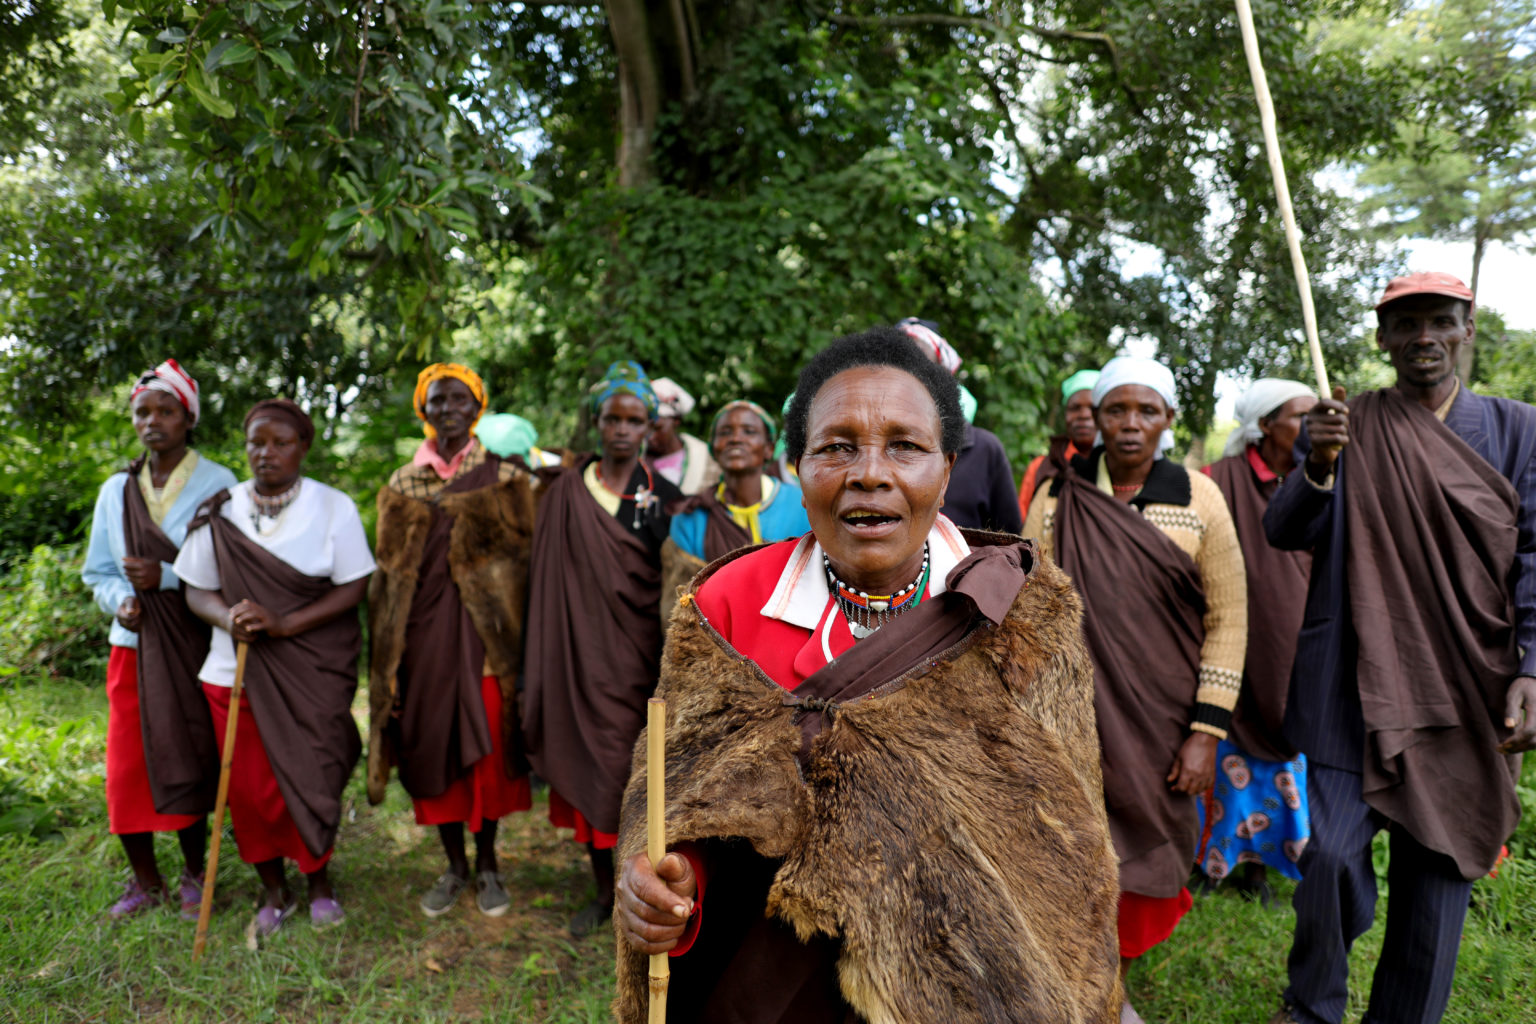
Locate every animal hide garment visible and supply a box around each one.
[613,540,1122,1024]
[366,460,537,804]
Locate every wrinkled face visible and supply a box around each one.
[712,408,770,475]
[1259,396,1313,458]
[1094,384,1172,473]
[1376,295,1472,390]
[648,414,680,449]
[1064,388,1098,449]
[424,377,481,446]
[132,389,190,454]
[599,393,653,461]
[245,416,308,493]
[797,367,954,592]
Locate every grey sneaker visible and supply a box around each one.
[419,872,468,917]
[475,871,510,917]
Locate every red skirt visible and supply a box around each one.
[548,789,618,851]
[1118,888,1193,959]
[203,683,332,874]
[412,675,532,832]
[105,645,201,835]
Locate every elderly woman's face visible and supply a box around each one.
[712,408,770,474]
[1064,388,1098,449]
[245,416,308,495]
[131,389,190,454]
[797,367,954,593]
[1095,384,1172,472]
[599,393,653,461]
[1260,396,1313,457]
[425,377,481,446]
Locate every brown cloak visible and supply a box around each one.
[1345,389,1524,879]
[1207,453,1310,762]
[122,458,218,815]
[522,460,666,835]
[190,493,363,858]
[613,535,1121,1024]
[1040,456,1206,897]
[365,456,536,803]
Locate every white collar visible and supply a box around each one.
[759,514,970,631]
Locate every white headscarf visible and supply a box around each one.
[1222,378,1316,459]
[650,377,696,419]
[1091,356,1178,458]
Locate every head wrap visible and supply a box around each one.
[589,361,659,418]
[476,412,541,458]
[1222,378,1316,459]
[244,398,315,446]
[130,358,200,426]
[1060,369,1100,402]
[1091,355,1178,459]
[896,318,962,375]
[710,400,778,446]
[651,377,697,419]
[413,363,486,440]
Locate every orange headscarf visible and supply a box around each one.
[413,363,486,439]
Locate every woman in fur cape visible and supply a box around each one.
[614,331,1121,1023]
[366,364,537,918]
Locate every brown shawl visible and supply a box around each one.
[366,456,536,803]
[122,458,218,815]
[1207,453,1311,762]
[613,535,1121,1024]
[190,492,362,858]
[1041,455,1206,897]
[1344,388,1524,879]
[522,459,666,835]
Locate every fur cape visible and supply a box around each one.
[657,537,705,628]
[366,471,537,804]
[613,544,1122,1024]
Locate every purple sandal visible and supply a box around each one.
[253,899,296,938]
[108,877,165,919]
[310,896,345,929]
[178,870,205,922]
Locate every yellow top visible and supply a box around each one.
[717,475,779,544]
[138,450,200,527]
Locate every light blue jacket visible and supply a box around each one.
[81,454,239,649]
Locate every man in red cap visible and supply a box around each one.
[1263,271,1536,1024]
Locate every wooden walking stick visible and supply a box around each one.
[646,697,670,1024]
[1233,0,1333,399]
[193,639,248,961]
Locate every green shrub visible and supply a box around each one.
[0,542,107,682]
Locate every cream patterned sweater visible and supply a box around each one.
[1022,454,1248,739]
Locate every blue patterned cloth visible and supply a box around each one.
[1197,740,1310,881]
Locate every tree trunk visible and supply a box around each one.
[1460,226,1488,382]
[605,0,662,188]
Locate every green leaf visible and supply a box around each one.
[184,70,236,118]
[205,40,257,72]
[265,48,297,77]
[156,27,187,44]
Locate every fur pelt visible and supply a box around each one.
[657,537,705,629]
[366,473,537,804]
[613,550,1122,1023]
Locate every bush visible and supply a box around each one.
[0,543,107,682]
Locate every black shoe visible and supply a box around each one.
[568,899,613,939]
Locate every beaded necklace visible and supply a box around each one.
[248,478,302,536]
[823,544,930,639]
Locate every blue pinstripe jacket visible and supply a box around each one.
[1264,386,1536,771]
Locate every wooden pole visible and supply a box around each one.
[1233,0,1332,399]
[193,640,248,961]
[646,697,670,1024]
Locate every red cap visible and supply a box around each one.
[1375,271,1474,312]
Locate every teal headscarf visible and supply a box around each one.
[588,360,659,417]
[1061,369,1100,402]
[476,412,540,458]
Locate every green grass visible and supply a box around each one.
[2,676,1534,1022]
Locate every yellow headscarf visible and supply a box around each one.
[414,363,486,439]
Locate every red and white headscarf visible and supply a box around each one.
[896,318,962,375]
[130,358,201,426]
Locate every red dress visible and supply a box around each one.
[105,646,201,834]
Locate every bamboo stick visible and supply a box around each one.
[193,639,248,961]
[647,697,670,1024]
[1234,0,1333,399]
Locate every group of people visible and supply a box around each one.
[82,277,1535,1024]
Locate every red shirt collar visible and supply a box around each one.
[1245,443,1280,483]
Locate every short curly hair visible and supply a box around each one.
[783,327,965,462]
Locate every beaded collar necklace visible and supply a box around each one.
[596,459,656,530]
[823,544,930,639]
[248,478,302,535]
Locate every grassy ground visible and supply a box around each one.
[2,677,1533,1023]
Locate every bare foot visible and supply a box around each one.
[1121,1001,1147,1024]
